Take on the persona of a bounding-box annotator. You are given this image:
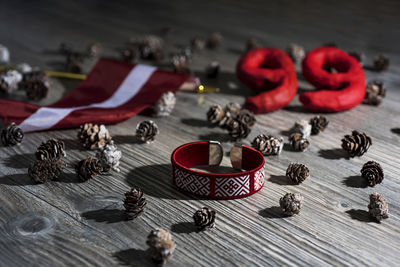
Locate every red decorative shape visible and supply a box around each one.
[300,47,366,112]
[236,48,298,114]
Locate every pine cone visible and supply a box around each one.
[136,120,159,143]
[227,119,251,140]
[361,161,384,187]
[289,133,310,152]
[251,134,283,156]
[237,109,256,127]
[78,123,112,150]
[66,52,85,73]
[206,32,223,49]
[309,115,329,135]
[171,54,191,74]
[286,43,305,63]
[28,159,64,183]
[87,42,102,58]
[225,102,242,116]
[368,192,388,222]
[76,157,103,182]
[279,193,303,216]
[245,38,261,52]
[207,105,225,125]
[137,35,164,60]
[193,207,216,231]
[36,139,66,161]
[341,130,372,157]
[373,55,389,72]
[95,140,122,172]
[191,37,205,51]
[293,119,311,138]
[153,91,176,117]
[146,229,176,265]
[124,187,147,220]
[1,123,23,146]
[20,70,49,101]
[286,163,310,184]
[348,51,365,66]
[59,42,73,55]
[205,61,220,78]
[121,45,139,63]
[0,70,22,94]
[364,81,386,106]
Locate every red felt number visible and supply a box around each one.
[236,48,298,114]
[236,46,365,113]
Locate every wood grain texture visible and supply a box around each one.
[0,0,400,266]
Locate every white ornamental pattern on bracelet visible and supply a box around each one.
[215,175,250,197]
[175,168,210,196]
[254,165,265,191]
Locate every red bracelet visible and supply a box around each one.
[171,141,265,199]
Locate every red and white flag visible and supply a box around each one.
[0,58,190,132]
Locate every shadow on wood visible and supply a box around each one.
[113,135,143,145]
[171,221,198,234]
[342,175,368,188]
[198,132,232,143]
[180,118,211,128]
[113,248,153,266]
[0,173,36,186]
[2,153,34,169]
[318,148,349,160]
[56,172,84,184]
[268,175,291,185]
[81,208,126,224]
[127,164,197,200]
[391,128,400,135]
[346,209,372,222]
[258,206,288,219]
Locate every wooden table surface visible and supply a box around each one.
[1,0,400,266]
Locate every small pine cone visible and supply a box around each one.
[207,105,226,125]
[293,119,311,138]
[193,207,216,231]
[289,133,309,152]
[123,187,147,220]
[361,161,384,187]
[95,140,122,172]
[246,38,261,52]
[364,81,386,106]
[251,134,283,156]
[25,80,49,101]
[136,120,159,143]
[205,61,220,79]
[28,159,64,183]
[341,130,372,157]
[237,109,256,127]
[154,91,176,117]
[368,192,388,222]
[87,42,102,58]
[36,139,66,161]
[146,229,176,265]
[309,115,329,135]
[77,123,112,150]
[279,193,304,216]
[121,45,139,63]
[138,35,164,60]
[286,43,305,63]
[373,55,389,72]
[1,123,24,146]
[348,51,365,66]
[0,70,23,94]
[191,37,205,51]
[206,32,223,49]
[66,52,85,73]
[286,163,310,184]
[59,42,73,55]
[224,102,242,116]
[227,119,251,140]
[171,54,191,74]
[76,157,103,182]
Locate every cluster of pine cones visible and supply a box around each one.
[207,102,256,140]
[0,67,50,101]
[59,42,102,73]
[364,80,386,106]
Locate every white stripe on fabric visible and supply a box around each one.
[19,64,157,132]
